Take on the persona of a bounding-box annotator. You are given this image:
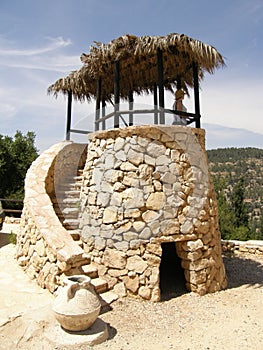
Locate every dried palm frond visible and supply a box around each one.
[48,33,225,102]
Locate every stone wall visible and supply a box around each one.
[79,125,227,301]
[222,240,263,255]
[16,141,88,292]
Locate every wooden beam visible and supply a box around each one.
[95,77,102,131]
[114,60,120,128]
[129,90,134,126]
[102,98,106,130]
[66,90,72,140]
[157,49,165,124]
[153,83,158,124]
[193,62,201,128]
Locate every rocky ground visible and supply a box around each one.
[0,240,262,350]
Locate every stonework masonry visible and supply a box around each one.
[222,240,263,255]
[79,125,227,301]
[16,141,88,292]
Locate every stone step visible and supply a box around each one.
[75,240,83,248]
[57,213,79,221]
[91,278,108,294]
[62,207,80,218]
[61,190,80,198]
[99,291,119,308]
[69,230,81,241]
[57,182,82,191]
[81,264,98,278]
[74,174,83,180]
[74,253,91,266]
[54,197,80,206]
[63,219,80,230]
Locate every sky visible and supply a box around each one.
[0,0,262,152]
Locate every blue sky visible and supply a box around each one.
[0,0,262,151]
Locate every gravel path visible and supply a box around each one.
[94,253,263,350]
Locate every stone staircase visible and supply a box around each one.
[52,168,117,307]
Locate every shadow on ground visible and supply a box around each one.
[223,253,263,289]
[0,233,10,248]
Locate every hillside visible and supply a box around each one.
[207,147,263,239]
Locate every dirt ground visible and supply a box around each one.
[0,243,262,350]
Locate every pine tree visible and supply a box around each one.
[230,176,249,227]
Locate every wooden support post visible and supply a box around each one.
[95,77,102,131]
[157,49,165,124]
[153,84,158,124]
[66,90,72,140]
[129,90,134,126]
[193,62,201,128]
[114,60,120,128]
[102,98,106,130]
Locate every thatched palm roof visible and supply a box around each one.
[48,33,225,102]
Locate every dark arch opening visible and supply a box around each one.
[159,242,187,301]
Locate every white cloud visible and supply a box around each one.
[0,103,16,119]
[0,36,80,72]
[200,77,263,135]
[0,36,72,56]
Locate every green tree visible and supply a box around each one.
[213,176,236,239]
[0,131,38,209]
[230,176,249,227]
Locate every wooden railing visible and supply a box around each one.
[0,198,23,215]
[94,107,200,130]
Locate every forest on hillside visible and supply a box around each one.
[207,147,263,240]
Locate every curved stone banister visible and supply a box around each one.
[17,141,88,292]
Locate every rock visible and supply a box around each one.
[105,153,115,169]
[132,221,146,232]
[114,137,125,151]
[115,221,132,235]
[103,248,127,269]
[142,210,161,223]
[35,239,46,257]
[180,220,194,234]
[110,192,123,206]
[123,188,144,209]
[183,239,204,252]
[108,268,128,277]
[144,154,156,166]
[113,241,129,251]
[156,155,171,166]
[139,227,152,240]
[146,192,165,210]
[146,141,166,157]
[126,255,147,274]
[103,207,118,224]
[161,172,178,184]
[127,149,144,166]
[94,237,106,250]
[120,162,137,171]
[104,169,123,183]
[124,208,141,218]
[138,286,151,300]
[146,243,162,256]
[97,192,110,207]
[129,239,142,249]
[122,275,139,293]
[122,174,140,187]
[113,282,127,297]
[113,181,126,191]
[123,231,139,242]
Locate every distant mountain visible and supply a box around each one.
[203,123,263,150]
